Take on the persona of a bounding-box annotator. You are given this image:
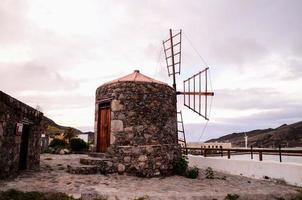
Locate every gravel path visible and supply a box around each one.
[0,154,300,200]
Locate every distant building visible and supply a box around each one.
[187,142,232,149]
[201,142,232,149]
[0,91,44,179]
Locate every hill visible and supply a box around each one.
[42,116,83,137]
[206,121,302,148]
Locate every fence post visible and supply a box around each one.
[279,145,282,162]
[220,146,223,157]
[251,145,253,160]
[204,148,207,157]
[259,151,263,161]
[227,150,230,159]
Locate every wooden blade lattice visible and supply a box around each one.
[182,67,214,120]
[162,29,182,77]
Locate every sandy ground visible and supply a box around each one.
[0,154,301,200]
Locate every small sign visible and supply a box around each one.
[16,123,23,135]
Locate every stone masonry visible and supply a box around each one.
[0,91,44,179]
[91,71,181,177]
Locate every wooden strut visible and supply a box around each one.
[169,29,177,91]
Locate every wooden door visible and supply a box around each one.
[97,106,111,152]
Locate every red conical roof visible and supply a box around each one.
[102,70,168,86]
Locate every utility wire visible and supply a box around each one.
[156,46,163,74]
[183,31,209,68]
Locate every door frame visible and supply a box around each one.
[96,100,111,152]
[18,124,30,170]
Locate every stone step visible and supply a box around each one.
[88,152,107,158]
[67,164,99,175]
[80,157,112,166]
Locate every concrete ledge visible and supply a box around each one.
[188,155,302,187]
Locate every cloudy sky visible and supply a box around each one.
[1,0,301,141]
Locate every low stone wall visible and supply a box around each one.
[108,144,181,177]
[0,91,44,179]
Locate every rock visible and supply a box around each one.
[124,126,133,133]
[138,155,148,162]
[138,162,145,168]
[106,161,113,167]
[118,94,125,100]
[124,156,131,163]
[117,164,125,174]
[144,134,152,139]
[111,100,123,111]
[111,120,123,132]
[59,149,65,155]
[63,149,70,154]
[146,146,153,153]
[117,113,126,120]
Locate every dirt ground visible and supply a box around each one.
[0,154,301,200]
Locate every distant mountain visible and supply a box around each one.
[206,121,302,148]
[42,116,83,136]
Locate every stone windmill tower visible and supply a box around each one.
[91,70,180,177]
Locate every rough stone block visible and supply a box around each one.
[124,126,133,132]
[111,120,123,132]
[117,163,125,174]
[138,155,148,162]
[124,156,131,163]
[110,133,115,144]
[111,100,123,111]
[146,146,153,153]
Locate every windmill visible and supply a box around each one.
[162,29,214,151]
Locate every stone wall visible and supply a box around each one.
[108,144,181,177]
[95,81,178,146]
[0,91,44,179]
[94,81,180,177]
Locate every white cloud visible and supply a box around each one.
[0,0,302,140]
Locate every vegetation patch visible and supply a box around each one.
[172,155,188,176]
[132,195,150,200]
[205,167,214,179]
[172,155,199,179]
[0,190,111,200]
[49,139,68,149]
[224,193,240,200]
[185,166,199,179]
[0,189,77,200]
[69,138,88,152]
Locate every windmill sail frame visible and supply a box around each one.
[163,29,182,90]
[182,67,214,120]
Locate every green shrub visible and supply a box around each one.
[224,193,240,200]
[69,138,88,152]
[205,167,214,179]
[173,155,188,175]
[49,139,67,149]
[185,166,199,179]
